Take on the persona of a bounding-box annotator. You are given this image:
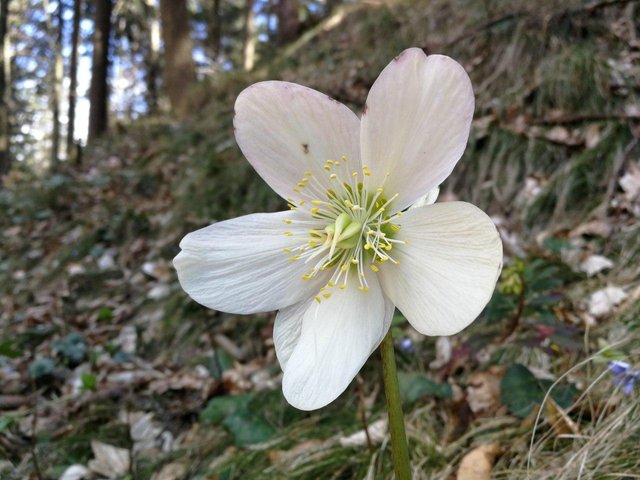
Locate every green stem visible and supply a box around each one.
[380,329,411,480]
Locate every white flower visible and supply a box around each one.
[174,48,503,410]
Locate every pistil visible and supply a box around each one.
[282,156,403,298]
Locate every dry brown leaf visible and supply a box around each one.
[147,368,215,396]
[88,441,130,478]
[619,162,640,201]
[569,220,612,238]
[456,443,501,480]
[466,367,504,416]
[268,439,329,464]
[544,126,573,144]
[150,463,187,480]
[585,123,601,149]
[472,114,496,139]
[546,398,579,436]
[120,411,164,454]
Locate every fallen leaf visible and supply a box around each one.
[544,126,574,144]
[88,441,130,478]
[585,123,601,149]
[339,419,387,447]
[124,411,163,453]
[429,336,452,369]
[147,368,216,396]
[268,439,328,464]
[114,325,137,354]
[456,443,501,480]
[579,255,614,277]
[524,176,543,201]
[466,367,504,416]
[97,250,117,271]
[619,162,640,201]
[147,283,171,300]
[546,398,579,436]
[569,220,612,238]
[150,463,186,480]
[59,465,90,480]
[588,286,628,317]
[472,114,495,139]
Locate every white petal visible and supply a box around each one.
[282,270,394,410]
[273,298,311,370]
[234,81,361,201]
[378,202,502,336]
[410,187,440,209]
[173,211,328,314]
[361,49,474,209]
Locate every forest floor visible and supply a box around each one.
[1,0,640,479]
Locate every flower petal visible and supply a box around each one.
[409,187,440,209]
[234,81,361,202]
[361,49,474,209]
[273,298,311,370]
[378,202,502,336]
[282,271,394,410]
[173,211,328,314]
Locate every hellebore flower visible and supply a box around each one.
[174,48,503,410]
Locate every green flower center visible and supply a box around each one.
[282,156,405,299]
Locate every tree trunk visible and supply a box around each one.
[144,0,160,114]
[159,0,196,118]
[276,0,299,45]
[242,0,256,71]
[67,0,81,160]
[88,0,112,141]
[47,0,64,168]
[207,0,221,62]
[0,0,10,181]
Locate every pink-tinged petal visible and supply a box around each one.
[378,202,502,336]
[282,270,394,410]
[173,211,329,314]
[361,49,474,210]
[234,81,361,202]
